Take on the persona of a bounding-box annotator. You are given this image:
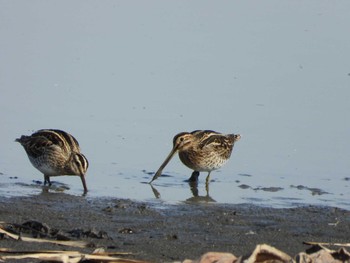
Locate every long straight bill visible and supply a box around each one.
[149,146,178,183]
[80,175,88,194]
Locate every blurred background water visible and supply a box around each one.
[1,1,349,209]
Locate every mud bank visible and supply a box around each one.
[0,192,349,262]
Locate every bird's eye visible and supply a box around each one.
[180,137,184,142]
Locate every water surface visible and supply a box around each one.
[1,1,349,209]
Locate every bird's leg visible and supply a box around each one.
[189,182,199,197]
[205,172,211,193]
[205,171,211,184]
[44,175,52,186]
[188,171,200,182]
[188,171,199,196]
[205,180,210,196]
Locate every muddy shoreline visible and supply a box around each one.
[0,192,349,262]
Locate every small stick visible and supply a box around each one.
[303,241,350,247]
[1,253,148,263]
[0,227,89,248]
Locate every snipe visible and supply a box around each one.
[150,130,241,184]
[16,129,89,193]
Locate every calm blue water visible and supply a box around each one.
[1,1,349,209]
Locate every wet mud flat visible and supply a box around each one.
[0,193,349,262]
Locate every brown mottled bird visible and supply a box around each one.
[150,130,241,184]
[16,129,89,193]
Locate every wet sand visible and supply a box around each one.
[0,192,349,262]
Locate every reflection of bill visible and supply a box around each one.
[149,184,161,199]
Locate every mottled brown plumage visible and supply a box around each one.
[150,130,241,184]
[16,129,89,193]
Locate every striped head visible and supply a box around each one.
[66,152,89,176]
[172,132,194,151]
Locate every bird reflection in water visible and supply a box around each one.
[149,177,216,203]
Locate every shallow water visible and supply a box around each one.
[1,1,349,210]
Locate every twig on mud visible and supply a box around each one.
[0,226,89,248]
[0,248,146,263]
[0,248,131,256]
[0,253,146,263]
[0,223,146,262]
[304,241,350,247]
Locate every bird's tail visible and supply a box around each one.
[15,135,29,144]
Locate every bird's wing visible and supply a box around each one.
[198,133,229,150]
[21,136,56,158]
[36,129,80,152]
